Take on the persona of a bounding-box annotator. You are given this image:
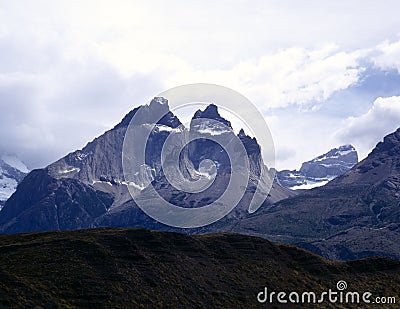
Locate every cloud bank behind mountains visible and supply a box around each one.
[1,1,400,169]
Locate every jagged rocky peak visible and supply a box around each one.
[276,144,358,189]
[114,97,181,130]
[300,144,358,178]
[151,96,168,105]
[48,97,183,184]
[188,104,261,171]
[334,127,400,185]
[190,106,259,156]
[233,128,400,261]
[237,129,261,156]
[371,127,400,156]
[305,144,357,164]
[189,104,232,172]
[145,97,181,128]
[192,104,232,129]
[0,97,295,233]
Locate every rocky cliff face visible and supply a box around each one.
[0,98,294,233]
[233,128,400,260]
[276,145,358,189]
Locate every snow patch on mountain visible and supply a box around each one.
[312,145,356,163]
[197,127,230,136]
[76,151,90,161]
[276,145,358,190]
[290,177,334,190]
[1,155,29,173]
[0,155,29,209]
[59,167,81,174]
[0,177,18,201]
[193,119,232,136]
[153,124,182,133]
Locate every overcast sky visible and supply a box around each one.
[2,1,400,170]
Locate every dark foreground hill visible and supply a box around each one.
[0,228,398,308]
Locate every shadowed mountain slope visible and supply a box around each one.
[233,128,400,260]
[0,98,293,234]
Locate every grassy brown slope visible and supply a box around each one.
[0,228,398,308]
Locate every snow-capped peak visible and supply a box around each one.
[151,97,168,106]
[276,145,358,190]
[312,145,356,163]
[1,155,29,173]
[194,120,231,135]
[0,154,29,208]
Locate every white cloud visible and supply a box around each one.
[267,110,346,170]
[0,57,161,168]
[373,40,400,72]
[164,44,366,110]
[335,96,400,160]
[2,1,400,170]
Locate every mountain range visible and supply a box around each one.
[1,97,399,262]
[0,98,293,233]
[0,144,356,209]
[233,128,400,260]
[276,144,358,189]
